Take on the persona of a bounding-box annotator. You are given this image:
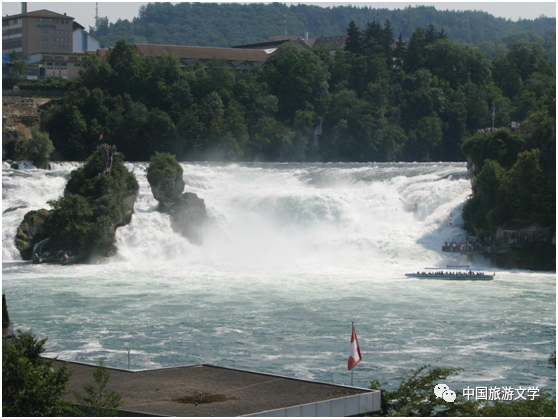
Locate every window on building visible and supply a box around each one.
[3,40,23,49]
[69,56,77,61]
[55,56,64,60]
[74,63,81,67]
[61,63,67,67]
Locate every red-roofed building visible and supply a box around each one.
[134,43,272,72]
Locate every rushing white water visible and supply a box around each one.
[2,162,555,391]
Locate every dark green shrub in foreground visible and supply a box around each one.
[370,363,556,417]
[2,331,73,416]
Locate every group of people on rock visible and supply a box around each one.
[97,143,116,175]
[32,250,73,264]
[443,240,487,252]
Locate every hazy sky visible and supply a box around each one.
[2,1,556,31]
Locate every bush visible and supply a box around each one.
[146,152,183,187]
[27,127,54,168]
[2,331,73,416]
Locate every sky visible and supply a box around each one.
[2,1,556,30]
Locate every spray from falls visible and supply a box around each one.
[3,162,472,268]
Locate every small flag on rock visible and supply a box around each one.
[348,324,362,371]
[449,212,453,227]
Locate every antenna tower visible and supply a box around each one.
[283,14,287,35]
[95,2,99,27]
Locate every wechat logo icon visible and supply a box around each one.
[434,383,456,403]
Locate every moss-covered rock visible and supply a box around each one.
[15,151,139,262]
[14,209,51,260]
[146,153,207,243]
[146,152,185,210]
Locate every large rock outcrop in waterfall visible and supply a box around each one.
[14,151,139,262]
[14,209,51,260]
[146,153,207,244]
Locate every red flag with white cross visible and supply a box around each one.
[348,324,362,371]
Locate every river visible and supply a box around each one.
[2,161,555,391]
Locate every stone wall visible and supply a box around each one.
[2,96,53,142]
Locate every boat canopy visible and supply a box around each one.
[424,265,486,271]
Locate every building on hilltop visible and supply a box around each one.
[2,8,75,60]
[134,43,272,72]
[2,4,107,80]
[312,35,348,52]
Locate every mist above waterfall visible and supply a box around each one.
[3,162,471,268]
[107,162,471,269]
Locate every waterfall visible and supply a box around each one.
[3,161,471,267]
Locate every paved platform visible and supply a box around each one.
[52,360,380,417]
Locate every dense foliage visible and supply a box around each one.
[2,127,54,169]
[461,88,555,233]
[2,331,73,416]
[90,3,555,62]
[146,152,184,190]
[45,151,139,258]
[41,20,554,163]
[370,364,556,417]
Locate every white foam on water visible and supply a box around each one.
[2,161,555,390]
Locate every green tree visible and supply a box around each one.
[27,127,55,169]
[370,365,478,416]
[404,27,427,73]
[370,364,556,417]
[345,20,363,54]
[73,360,121,416]
[8,51,26,81]
[262,43,330,121]
[2,331,73,416]
[413,115,443,159]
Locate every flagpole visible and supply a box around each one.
[351,321,354,387]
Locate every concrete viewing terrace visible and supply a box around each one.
[52,359,381,417]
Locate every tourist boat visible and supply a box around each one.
[405,265,494,281]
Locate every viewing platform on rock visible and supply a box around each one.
[52,359,380,417]
[442,244,492,255]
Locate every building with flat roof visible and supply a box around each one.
[2,8,74,60]
[54,359,381,417]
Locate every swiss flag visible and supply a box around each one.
[347,325,362,371]
[99,133,104,141]
[449,212,453,227]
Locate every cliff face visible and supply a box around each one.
[2,97,51,142]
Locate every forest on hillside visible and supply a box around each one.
[32,21,554,164]
[90,3,556,61]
